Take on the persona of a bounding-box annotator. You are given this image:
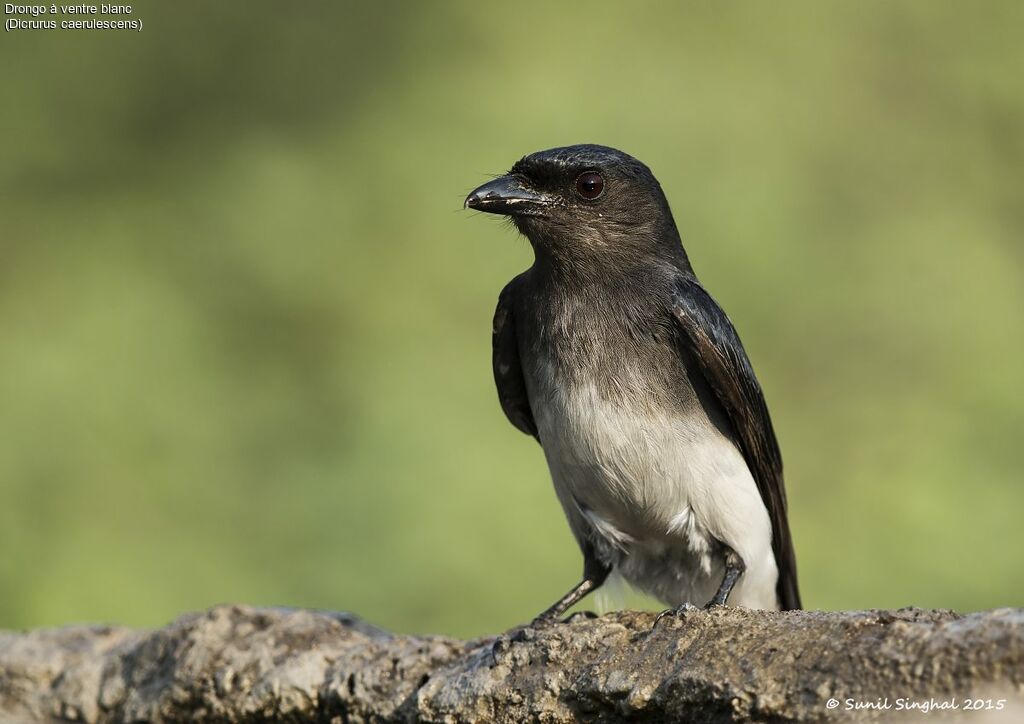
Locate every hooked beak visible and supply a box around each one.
[464,175,551,216]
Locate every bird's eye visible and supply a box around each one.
[575,172,604,200]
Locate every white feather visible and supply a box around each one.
[534,379,779,610]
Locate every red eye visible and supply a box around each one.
[575,171,604,200]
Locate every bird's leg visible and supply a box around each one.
[490,554,610,667]
[705,544,746,608]
[653,544,746,628]
[532,553,610,626]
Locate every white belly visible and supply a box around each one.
[535,380,779,610]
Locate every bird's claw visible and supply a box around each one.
[489,619,546,666]
[653,602,700,628]
[530,609,596,628]
[528,614,557,629]
[488,636,507,667]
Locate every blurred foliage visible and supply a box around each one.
[1,1,1022,638]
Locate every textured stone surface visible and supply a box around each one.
[1,605,1021,722]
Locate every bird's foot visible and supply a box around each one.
[489,629,524,667]
[529,613,558,629]
[490,609,598,665]
[653,602,699,628]
[489,615,557,666]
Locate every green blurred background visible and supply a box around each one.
[2,1,1022,638]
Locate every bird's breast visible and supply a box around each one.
[524,326,733,533]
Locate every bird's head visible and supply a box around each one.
[465,144,685,268]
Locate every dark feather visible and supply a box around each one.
[670,273,801,610]
[492,276,538,440]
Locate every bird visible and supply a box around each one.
[464,144,800,620]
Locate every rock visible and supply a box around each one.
[0,605,1021,722]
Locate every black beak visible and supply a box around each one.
[464,175,551,216]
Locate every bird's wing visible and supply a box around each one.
[493,277,538,440]
[670,274,801,610]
